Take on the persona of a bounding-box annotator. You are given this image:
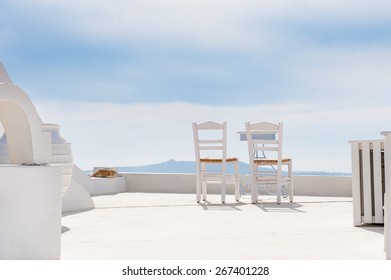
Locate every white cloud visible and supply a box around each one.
[270,45,391,105]
[8,0,391,52]
[4,0,391,106]
[3,0,391,173]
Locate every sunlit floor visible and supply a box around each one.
[61,193,385,260]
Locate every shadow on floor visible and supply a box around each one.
[253,201,305,213]
[61,226,70,234]
[360,224,384,235]
[198,200,246,211]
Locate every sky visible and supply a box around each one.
[1,0,391,172]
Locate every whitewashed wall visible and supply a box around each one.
[0,165,61,259]
[120,173,352,197]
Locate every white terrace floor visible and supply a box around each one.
[61,193,385,260]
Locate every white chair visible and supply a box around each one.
[192,121,240,203]
[245,122,293,204]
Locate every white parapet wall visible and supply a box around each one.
[120,173,352,197]
[88,177,127,196]
[292,175,352,197]
[0,165,62,260]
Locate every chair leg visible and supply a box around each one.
[277,191,281,204]
[196,173,201,203]
[221,175,226,204]
[288,160,294,203]
[250,173,257,203]
[252,163,262,203]
[202,180,207,201]
[277,170,282,205]
[235,182,240,202]
[235,162,239,201]
[201,163,207,201]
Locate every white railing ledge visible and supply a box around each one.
[348,139,383,143]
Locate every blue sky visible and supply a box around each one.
[1,0,391,171]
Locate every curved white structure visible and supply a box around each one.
[0,82,51,165]
[0,62,94,259]
[0,63,95,200]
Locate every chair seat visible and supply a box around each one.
[254,158,291,165]
[200,157,238,163]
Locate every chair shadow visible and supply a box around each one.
[359,224,384,236]
[252,201,306,213]
[198,200,246,211]
[62,207,95,217]
[61,226,70,234]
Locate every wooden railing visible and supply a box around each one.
[350,140,385,226]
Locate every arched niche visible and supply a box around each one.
[0,101,35,164]
[0,83,50,164]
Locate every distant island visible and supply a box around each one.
[109,159,351,176]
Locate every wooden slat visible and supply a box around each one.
[372,141,384,223]
[361,142,373,224]
[199,146,223,150]
[253,147,278,152]
[199,140,223,144]
[249,122,279,131]
[196,121,223,130]
[351,142,362,226]
[251,140,278,145]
